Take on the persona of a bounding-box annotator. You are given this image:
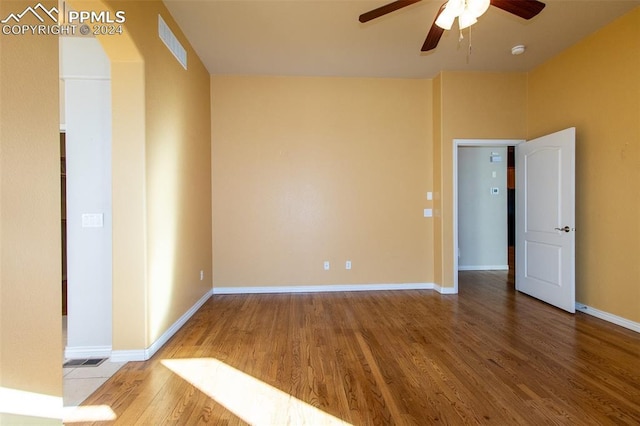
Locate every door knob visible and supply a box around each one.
[554,226,571,232]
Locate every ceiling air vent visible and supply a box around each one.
[158,14,187,70]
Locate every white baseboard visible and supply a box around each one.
[109,350,147,363]
[110,282,461,363]
[110,289,213,363]
[64,345,112,360]
[145,289,213,359]
[575,303,640,333]
[213,283,436,295]
[434,284,458,294]
[458,265,509,271]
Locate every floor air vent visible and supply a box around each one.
[63,358,107,368]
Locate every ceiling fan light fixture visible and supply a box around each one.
[435,9,456,30]
[458,11,477,29]
[466,0,491,18]
[445,0,466,16]
[436,0,489,30]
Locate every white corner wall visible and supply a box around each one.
[458,146,508,270]
[60,37,113,358]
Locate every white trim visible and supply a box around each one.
[64,345,111,360]
[61,75,110,81]
[111,289,213,362]
[576,303,640,333]
[434,284,458,294]
[213,283,436,295]
[145,289,212,358]
[110,350,147,363]
[457,265,509,271]
[453,139,524,293]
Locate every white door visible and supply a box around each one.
[516,128,575,313]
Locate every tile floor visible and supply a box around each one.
[62,316,125,407]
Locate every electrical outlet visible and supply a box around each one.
[323,261,330,271]
[345,260,352,270]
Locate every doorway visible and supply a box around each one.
[457,146,509,271]
[507,146,515,273]
[452,139,524,293]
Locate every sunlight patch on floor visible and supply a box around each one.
[0,386,62,421]
[63,405,117,423]
[161,358,352,425]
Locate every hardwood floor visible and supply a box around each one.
[75,271,640,425]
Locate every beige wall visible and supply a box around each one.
[527,7,640,322]
[0,0,212,418]
[211,76,434,287]
[0,0,62,421]
[432,74,443,286]
[434,72,528,287]
[95,0,213,348]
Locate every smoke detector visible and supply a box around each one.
[511,45,526,55]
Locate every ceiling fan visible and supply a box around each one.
[359,0,546,52]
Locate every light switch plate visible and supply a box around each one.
[81,213,103,228]
[423,208,433,217]
[427,192,433,200]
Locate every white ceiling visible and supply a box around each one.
[163,0,639,78]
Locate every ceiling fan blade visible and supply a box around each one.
[490,0,546,20]
[359,0,422,23]
[421,2,447,52]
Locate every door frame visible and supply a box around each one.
[452,139,525,293]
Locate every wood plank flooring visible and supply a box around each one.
[74,271,640,425]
